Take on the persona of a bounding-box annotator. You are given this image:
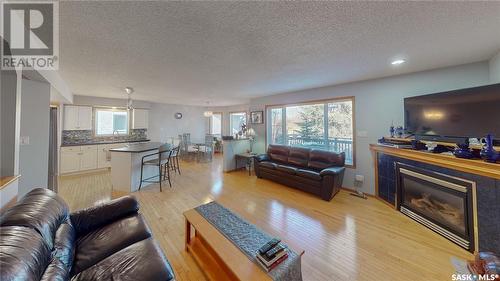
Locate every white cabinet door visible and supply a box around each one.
[98,143,125,168]
[63,106,79,130]
[60,149,81,173]
[64,105,93,130]
[97,145,109,168]
[132,109,148,129]
[80,146,98,170]
[77,106,93,130]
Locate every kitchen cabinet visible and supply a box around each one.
[60,147,81,174]
[80,146,98,170]
[60,145,97,174]
[64,105,93,130]
[98,143,125,168]
[132,109,149,129]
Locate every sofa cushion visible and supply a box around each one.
[71,238,175,281]
[260,161,277,169]
[0,188,69,249]
[70,195,139,236]
[288,147,310,168]
[71,214,152,275]
[276,164,297,175]
[308,150,345,170]
[40,258,69,281]
[53,219,76,270]
[296,169,322,181]
[0,226,52,281]
[267,144,289,163]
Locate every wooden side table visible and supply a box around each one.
[235,152,257,175]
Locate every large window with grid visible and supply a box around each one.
[266,98,354,165]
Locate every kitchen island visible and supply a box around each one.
[110,142,163,193]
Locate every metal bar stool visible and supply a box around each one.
[139,143,173,191]
[169,145,181,175]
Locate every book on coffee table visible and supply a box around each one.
[256,252,288,272]
[255,242,288,272]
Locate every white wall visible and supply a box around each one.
[489,51,500,83]
[1,71,19,177]
[18,79,51,197]
[249,61,491,195]
[72,95,152,109]
[148,103,207,143]
[70,95,207,143]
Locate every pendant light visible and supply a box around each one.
[125,87,134,110]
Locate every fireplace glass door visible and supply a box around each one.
[396,163,474,251]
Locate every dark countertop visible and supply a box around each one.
[109,142,164,153]
[61,139,150,147]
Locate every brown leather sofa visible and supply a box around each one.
[254,144,345,201]
[0,188,175,281]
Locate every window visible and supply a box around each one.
[229,112,247,136]
[209,113,222,137]
[266,98,354,165]
[95,109,128,136]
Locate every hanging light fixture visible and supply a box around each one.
[203,101,213,117]
[125,87,134,110]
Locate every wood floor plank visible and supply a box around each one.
[58,155,473,281]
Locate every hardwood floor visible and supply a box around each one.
[58,155,473,281]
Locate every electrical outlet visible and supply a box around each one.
[355,175,364,182]
[357,130,368,137]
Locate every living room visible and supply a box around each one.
[1,2,499,281]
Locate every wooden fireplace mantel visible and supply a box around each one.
[370,144,500,180]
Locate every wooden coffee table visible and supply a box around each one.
[184,208,304,281]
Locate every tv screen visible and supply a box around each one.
[404,83,500,141]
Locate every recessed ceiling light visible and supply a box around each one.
[391,59,406,65]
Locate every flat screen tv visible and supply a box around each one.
[404,83,500,143]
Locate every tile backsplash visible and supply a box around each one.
[62,129,148,145]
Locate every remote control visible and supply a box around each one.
[258,238,281,255]
[264,244,285,259]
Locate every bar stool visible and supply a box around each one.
[168,145,181,175]
[139,143,172,191]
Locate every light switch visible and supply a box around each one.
[20,136,30,145]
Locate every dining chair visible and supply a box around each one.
[139,143,173,191]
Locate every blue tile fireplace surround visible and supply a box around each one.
[373,146,499,253]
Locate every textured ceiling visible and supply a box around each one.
[59,1,500,106]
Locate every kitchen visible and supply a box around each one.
[58,94,208,192]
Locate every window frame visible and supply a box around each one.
[94,107,130,137]
[265,96,356,168]
[229,111,248,136]
[209,112,223,137]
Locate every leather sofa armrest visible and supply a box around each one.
[319,166,345,177]
[254,154,270,162]
[70,196,139,235]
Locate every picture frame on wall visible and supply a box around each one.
[250,111,264,124]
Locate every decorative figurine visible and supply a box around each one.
[395,126,404,138]
[453,139,474,159]
[389,121,395,138]
[480,134,499,163]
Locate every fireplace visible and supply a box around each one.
[395,163,476,252]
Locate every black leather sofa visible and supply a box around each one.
[0,188,175,281]
[254,144,346,201]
